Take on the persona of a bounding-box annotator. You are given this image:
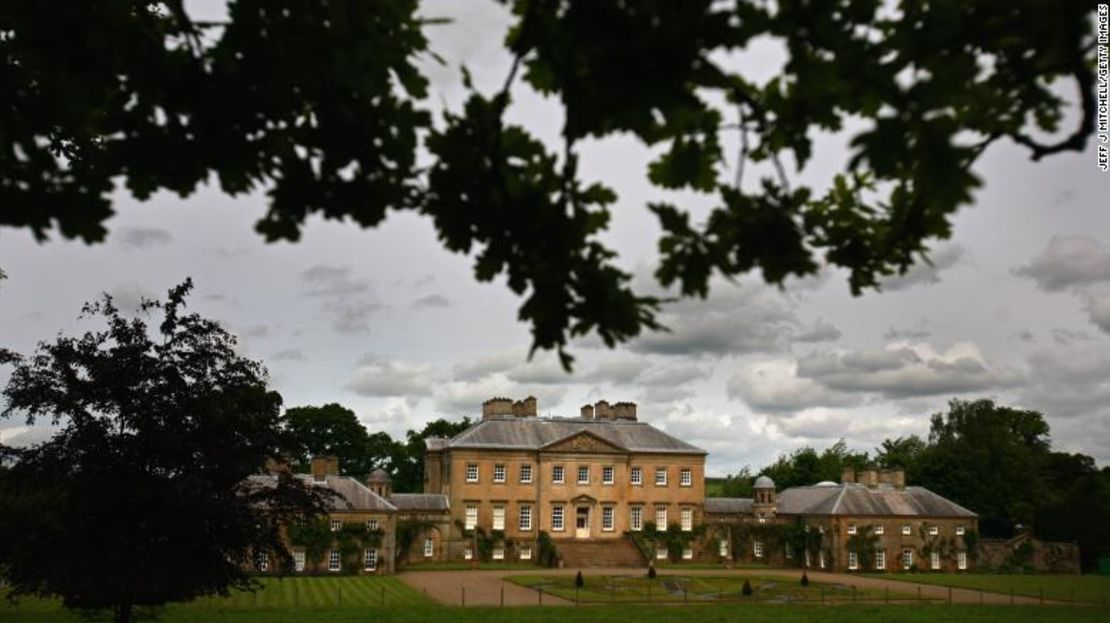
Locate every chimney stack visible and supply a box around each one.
[841,466,856,485]
[311,456,339,482]
[612,402,638,421]
[581,404,594,419]
[594,400,613,420]
[482,397,514,419]
[860,469,879,488]
[513,396,537,417]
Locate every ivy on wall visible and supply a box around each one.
[395,519,436,565]
[628,522,705,562]
[287,518,383,574]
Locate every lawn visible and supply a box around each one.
[2,604,1108,623]
[863,573,1110,605]
[506,573,930,603]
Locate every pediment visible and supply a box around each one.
[540,430,627,454]
[571,494,598,505]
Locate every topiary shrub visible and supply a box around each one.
[800,571,809,587]
[575,571,584,588]
[647,564,657,579]
[742,579,753,596]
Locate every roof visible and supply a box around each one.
[390,493,450,512]
[368,468,391,483]
[705,498,753,514]
[776,484,976,518]
[754,475,775,489]
[433,416,706,455]
[244,474,397,512]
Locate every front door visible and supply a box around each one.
[575,507,589,538]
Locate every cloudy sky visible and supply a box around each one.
[2,2,1109,475]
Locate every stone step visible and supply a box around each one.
[556,539,647,568]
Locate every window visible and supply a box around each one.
[630,506,643,532]
[366,519,380,531]
[876,550,886,570]
[957,551,967,570]
[602,466,614,484]
[682,547,693,560]
[847,524,857,535]
[680,468,692,486]
[423,538,434,558]
[656,548,667,560]
[465,504,478,530]
[294,550,306,572]
[520,546,533,560]
[577,466,590,484]
[655,467,668,486]
[520,464,533,484]
[631,467,643,485]
[464,547,473,560]
[928,525,939,536]
[552,506,565,531]
[519,504,533,531]
[493,546,505,560]
[719,540,729,557]
[255,550,269,572]
[329,549,341,572]
[330,519,342,532]
[902,524,912,536]
[874,525,884,535]
[466,463,479,483]
[655,507,667,530]
[602,506,614,531]
[492,505,506,530]
[902,547,913,569]
[553,465,565,484]
[681,507,693,532]
[930,551,940,570]
[848,550,858,570]
[364,548,378,571]
[753,540,764,558]
[955,526,965,536]
[493,464,506,483]
[757,514,767,524]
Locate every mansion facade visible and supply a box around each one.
[258,396,979,574]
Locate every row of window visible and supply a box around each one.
[847,548,968,571]
[845,523,967,537]
[459,545,532,561]
[465,463,693,487]
[462,503,695,532]
[464,503,533,531]
[280,548,379,572]
[329,519,380,532]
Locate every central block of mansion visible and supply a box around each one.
[260,396,978,575]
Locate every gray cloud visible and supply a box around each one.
[1015,236,1110,292]
[271,349,306,361]
[324,298,383,335]
[727,360,860,413]
[885,321,931,341]
[793,319,842,343]
[1021,343,1110,419]
[108,282,154,313]
[345,359,435,398]
[302,265,372,297]
[795,343,1023,399]
[1081,292,1110,334]
[412,293,451,309]
[878,244,965,291]
[117,227,173,249]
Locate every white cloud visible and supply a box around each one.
[1015,236,1110,291]
[726,359,859,412]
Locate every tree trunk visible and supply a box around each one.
[115,602,132,623]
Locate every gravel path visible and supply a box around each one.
[398,566,1052,607]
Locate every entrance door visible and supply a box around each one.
[575,507,589,538]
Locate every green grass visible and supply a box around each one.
[506,573,929,603]
[864,573,1110,604]
[0,576,428,618]
[2,604,1108,623]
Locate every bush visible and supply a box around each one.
[575,571,584,588]
[801,571,809,586]
[742,579,753,596]
[647,564,657,579]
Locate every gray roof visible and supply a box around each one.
[777,484,976,518]
[705,498,754,514]
[754,475,775,489]
[436,416,706,455]
[368,468,391,483]
[390,493,450,512]
[425,437,449,451]
[246,474,397,512]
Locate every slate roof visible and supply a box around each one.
[776,484,976,518]
[244,474,397,512]
[390,493,450,512]
[426,416,706,455]
[705,498,753,514]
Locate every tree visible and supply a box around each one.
[390,417,473,492]
[1,2,1097,368]
[282,403,374,477]
[0,281,331,623]
[761,440,869,489]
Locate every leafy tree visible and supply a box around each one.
[874,435,927,474]
[0,281,331,623]
[761,440,869,489]
[717,466,755,498]
[282,403,374,477]
[1,1,1097,367]
[390,417,472,492]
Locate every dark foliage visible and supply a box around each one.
[283,403,375,477]
[742,579,753,596]
[800,571,809,587]
[1,1,1097,368]
[0,281,332,623]
[575,571,584,589]
[646,564,656,579]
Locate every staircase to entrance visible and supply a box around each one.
[557,538,646,568]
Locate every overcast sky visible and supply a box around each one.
[2,2,1109,475]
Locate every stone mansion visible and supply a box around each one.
[258,396,978,575]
